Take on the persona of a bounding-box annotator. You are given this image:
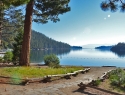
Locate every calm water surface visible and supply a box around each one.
[30,49,125,67]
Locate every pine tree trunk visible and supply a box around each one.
[0,12,2,45]
[0,2,3,45]
[20,0,34,66]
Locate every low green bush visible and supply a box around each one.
[93,79,101,86]
[48,62,61,68]
[44,54,60,68]
[109,68,125,87]
[3,51,13,63]
[0,57,3,62]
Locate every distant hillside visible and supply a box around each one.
[95,46,113,50]
[31,30,71,50]
[110,43,125,57]
[82,44,112,49]
[95,43,125,57]
[71,46,82,49]
[71,46,82,50]
[1,30,71,50]
[111,42,125,51]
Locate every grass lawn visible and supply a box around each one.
[0,66,84,78]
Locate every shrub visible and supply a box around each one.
[48,62,61,68]
[109,68,125,87]
[0,57,3,62]
[44,54,60,68]
[91,80,101,86]
[94,80,101,86]
[3,51,13,63]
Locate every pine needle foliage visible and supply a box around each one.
[101,0,125,12]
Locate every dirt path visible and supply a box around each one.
[0,67,121,95]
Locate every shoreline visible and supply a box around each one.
[0,62,124,68]
[31,63,125,68]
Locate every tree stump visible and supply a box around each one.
[78,82,87,89]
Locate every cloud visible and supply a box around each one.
[108,15,110,17]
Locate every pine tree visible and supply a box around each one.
[0,1,24,49]
[20,0,70,66]
[12,28,23,65]
[2,0,70,66]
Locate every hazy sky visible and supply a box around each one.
[32,0,125,46]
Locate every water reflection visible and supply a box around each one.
[30,48,70,63]
[71,48,82,51]
[96,49,111,52]
[30,48,125,67]
[111,50,125,57]
[96,48,125,57]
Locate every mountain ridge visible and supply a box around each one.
[31,30,71,50]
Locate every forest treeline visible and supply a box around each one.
[1,30,71,50]
[31,30,71,50]
[95,42,125,57]
[110,42,125,57]
[111,42,125,52]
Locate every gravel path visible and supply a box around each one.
[0,67,121,95]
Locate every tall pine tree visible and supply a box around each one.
[2,0,70,66]
[20,0,70,66]
[12,28,23,65]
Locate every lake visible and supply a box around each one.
[30,48,125,67]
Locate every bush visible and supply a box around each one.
[95,80,101,86]
[44,54,60,68]
[109,68,125,87]
[0,57,3,63]
[92,80,101,86]
[48,62,61,68]
[3,51,13,63]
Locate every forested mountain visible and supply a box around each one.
[110,43,125,57]
[111,43,125,52]
[95,46,113,50]
[71,46,82,51]
[31,30,71,50]
[1,30,71,50]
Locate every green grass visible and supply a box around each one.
[0,66,84,78]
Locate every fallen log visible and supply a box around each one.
[21,68,91,85]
